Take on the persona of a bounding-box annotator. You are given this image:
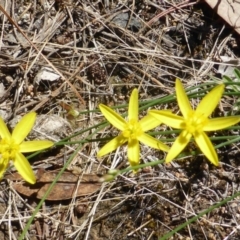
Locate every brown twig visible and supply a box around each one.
[0,5,85,106]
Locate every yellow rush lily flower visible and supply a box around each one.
[149,79,240,166]
[97,89,169,167]
[0,112,53,184]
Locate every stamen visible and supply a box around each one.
[0,138,19,161]
[184,112,209,134]
[122,119,143,140]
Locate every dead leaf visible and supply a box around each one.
[37,170,101,183]
[204,0,240,35]
[37,182,101,200]
[6,169,102,201]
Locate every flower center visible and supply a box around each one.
[122,119,143,140]
[0,138,19,160]
[182,111,209,135]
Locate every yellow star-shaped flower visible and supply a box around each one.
[97,89,169,167]
[0,112,53,184]
[149,79,240,166]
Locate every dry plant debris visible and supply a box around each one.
[0,0,240,239]
[6,170,102,201]
[205,0,240,35]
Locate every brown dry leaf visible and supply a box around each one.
[204,0,240,35]
[37,182,101,201]
[6,170,102,201]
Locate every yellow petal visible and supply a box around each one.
[14,152,36,184]
[0,158,9,179]
[99,104,126,131]
[20,141,53,153]
[128,89,138,121]
[139,114,163,132]
[203,116,240,131]
[165,130,192,163]
[149,110,184,129]
[196,84,224,117]
[175,79,192,118]
[0,117,11,139]
[194,132,218,166]
[12,112,36,144]
[97,135,127,157]
[138,133,169,151]
[127,139,139,166]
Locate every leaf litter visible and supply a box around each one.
[1,0,240,239]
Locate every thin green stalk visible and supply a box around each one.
[159,190,240,240]
[18,143,83,240]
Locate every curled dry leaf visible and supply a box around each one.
[204,0,240,35]
[6,169,102,201]
[34,67,60,84]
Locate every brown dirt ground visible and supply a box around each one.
[1,0,240,239]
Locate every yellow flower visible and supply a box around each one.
[149,79,240,166]
[0,112,53,184]
[97,89,169,167]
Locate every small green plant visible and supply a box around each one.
[19,77,240,239]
